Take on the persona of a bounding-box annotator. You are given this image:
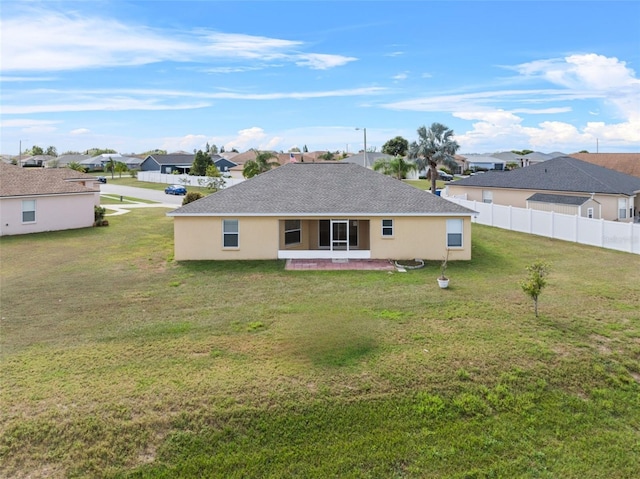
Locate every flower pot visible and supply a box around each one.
[437,277,449,289]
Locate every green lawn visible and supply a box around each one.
[102,175,213,195]
[1,210,639,478]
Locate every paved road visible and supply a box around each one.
[99,183,184,205]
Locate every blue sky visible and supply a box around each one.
[1,1,639,156]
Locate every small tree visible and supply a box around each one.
[190,150,214,176]
[197,165,226,191]
[382,136,409,157]
[521,261,550,317]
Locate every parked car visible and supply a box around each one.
[96,176,107,183]
[437,171,453,181]
[165,184,187,195]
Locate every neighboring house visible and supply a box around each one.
[80,153,142,171]
[342,152,393,169]
[214,157,238,173]
[20,155,55,167]
[168,162,476,261]
[52,154,91,168]
[0,162,101,236]
[568,153,640,179]
[446,156,640,222]
[140,153,195,173]
[458,155,507,172]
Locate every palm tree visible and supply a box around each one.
[242,150,279,178]
[373,156,417,180]
[408,123,460,194]
[104,157,116,179]
[67,161,86,172]
[114,161,129,178]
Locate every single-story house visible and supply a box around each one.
[214,157,238,173]
[140,153,196,174]
[446,156,640,222]
[0,162,101,236]
[167,162,476,261]
[80,153,142,171]
[458,155,507,172]
[50,154,91,168]
[19,155,55,168]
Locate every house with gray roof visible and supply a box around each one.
[140,153,196,173]
[0,162,100,236]
[446,156,640,222]
[167,162,476,261]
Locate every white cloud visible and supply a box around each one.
[514,53,640,121]
[295,53,357,70]
[3,87,387,115]
[385,53,640,152]
[392,72,408,81]
[0,10,356,73]
[70,128,91,135]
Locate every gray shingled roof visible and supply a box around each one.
[452,156,640,195]
[169,162,475,216]
[0,162,99,196]
[527,193,590,205]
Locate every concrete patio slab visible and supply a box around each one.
[285,259,396,271]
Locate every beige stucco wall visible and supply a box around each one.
[173,216,279,260]
[370,216,471,260]
[447,184,633,222]
[173,215,472,261]
[0,194,96,236]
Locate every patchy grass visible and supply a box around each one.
[1,210,639,478]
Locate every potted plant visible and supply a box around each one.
[437,250,450,288]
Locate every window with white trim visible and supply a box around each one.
[222,219,239,248]
[284,219,301,246]
[482,190,493,204]
[22,200,36,223]
[618,198,627,219]
[446,219,463,248]
[381,219,393,237]
[587,207,594,219]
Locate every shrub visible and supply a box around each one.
[94,206,106,223]
[182,192,204,205]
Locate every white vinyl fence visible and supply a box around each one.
[444,195,640,255]
[138,171,244,188]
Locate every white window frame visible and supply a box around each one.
[22,199,36,223]
[222,219,239,248]
[587,207,594,219]
[284,219,301,246]
[446,219,463,248]
[381,219,394,237]
[618,198,627,219]
[482,190,493,204]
